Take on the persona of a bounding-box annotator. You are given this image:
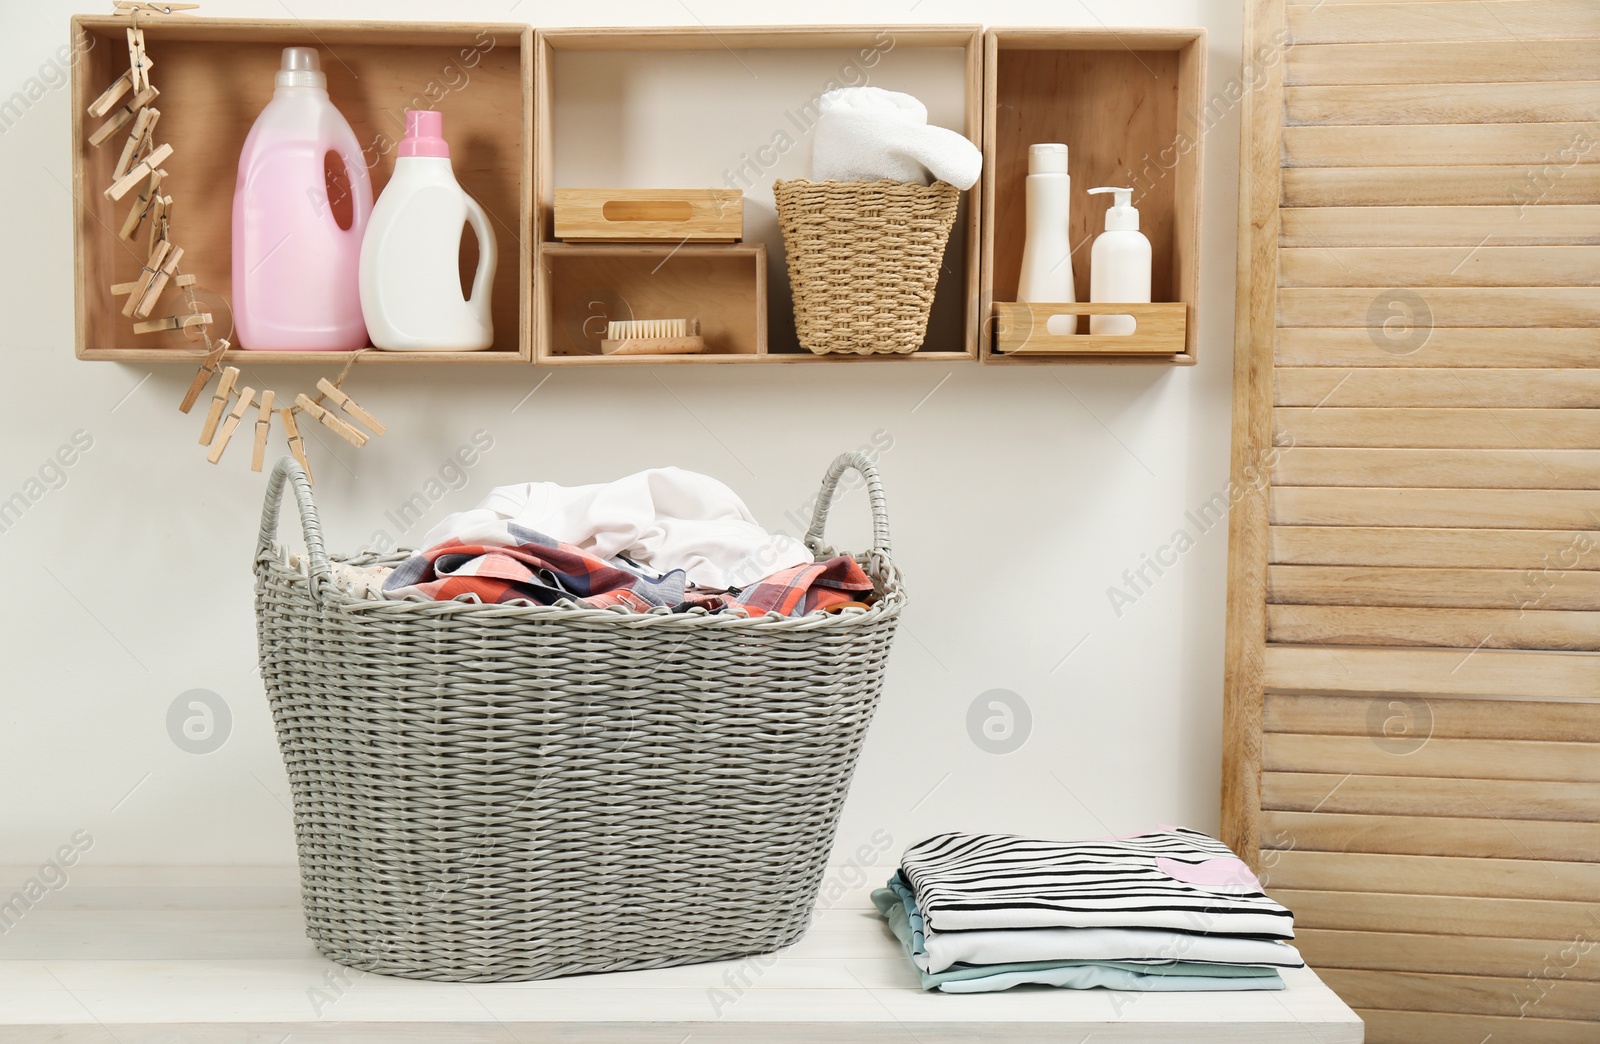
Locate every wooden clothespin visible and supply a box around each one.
[280,408,313,484]
[251,390,276,472]
[295,393,368,447]
[127,28,150,96]
[131,244,183,319]
[117,167,164,240]
[113,2,201,12]
[119,238,170,316]
[179,341,228,413]
[207,386,255,464]
[106,141,172,201]
[315,378,386,436]
[133,310,210,335]
[112,106,160,182]
[199,366,239,445]
[88,85,158,147]
[86,70,134,120]
[146,191,174,254]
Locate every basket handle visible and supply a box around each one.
[805,451,892,560]
[260,456,331,598]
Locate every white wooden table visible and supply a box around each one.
[0,865,1364,1042]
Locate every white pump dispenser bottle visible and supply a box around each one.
[1086,186,1152,336]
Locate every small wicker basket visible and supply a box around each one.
[774,178,960,355]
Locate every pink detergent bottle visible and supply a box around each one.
[232,47,371,350]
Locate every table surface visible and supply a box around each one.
[0,864,1364,1043]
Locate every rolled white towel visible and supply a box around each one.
[810,87,981,190]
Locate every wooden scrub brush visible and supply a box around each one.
[600,318,706,356]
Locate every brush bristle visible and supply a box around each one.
[606,318,698,340]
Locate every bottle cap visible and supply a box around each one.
[398,109,450,159]
[275,47,326,89]
[1088,186,1139,231]
[1028,143,1069,175]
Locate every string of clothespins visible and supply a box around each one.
[86,1,385,485]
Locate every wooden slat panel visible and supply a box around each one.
[1269,526,1600,566]
[1223,0,1286,875]
[1271,448,1600,489]
[1264,733,1600,782]
[1274,407,1600,448]
[1262,810,1600,862]
[1279,246,1600,287]
[1264,645,1600,698]
[1267,604,1600,650]
[1325,968,1600,1022]
[1268,888,1600,938]
[1263,850,1600,900]
[1276,328,1600,368]
[1284,124,1600,167]
[1275,369,1600,407]
[1264,692,1600,741]
[1283,165,1600,207]
[1278,287,1600,328]
[1262,771,1600,820]
[1286,40,1600,85]
[1271,487,1600,528]
[1281,205,1600,246]
[1288,1,1600,45]
[1285,81,1600,126]
[1359,1008,1600,1044]
[1270,564,1600,609]
[1297,929,1600,982]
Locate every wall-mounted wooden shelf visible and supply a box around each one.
[70,15,534,364]
[980,28,1205,365]
[537,24,983,364]
[70,18,1206,368]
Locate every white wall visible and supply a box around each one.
[0,0,1242,867]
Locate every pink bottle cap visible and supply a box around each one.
[398,110,450,159]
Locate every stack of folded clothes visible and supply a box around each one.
[873,827,1304,994]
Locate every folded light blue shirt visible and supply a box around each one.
[873,877,1285,994]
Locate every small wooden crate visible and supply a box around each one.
[554,188,742,242]
[538,243,766,363]
[992,302,1189,356]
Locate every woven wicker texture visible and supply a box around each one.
[253,453,904,982]
[774,178,959,355]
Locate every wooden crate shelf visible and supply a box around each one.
[539,242,766,363]
[980,28,1205,365]
[69,18,1206,367]
[70,15,534,363]
[537,25,983,364]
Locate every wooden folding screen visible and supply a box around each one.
[1224,2,1600,1041]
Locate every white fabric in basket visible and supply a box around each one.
[417,467,811,589]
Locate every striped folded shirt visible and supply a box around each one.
[901,827,1296,939]
[881,872,1304,974]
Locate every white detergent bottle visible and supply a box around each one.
[1016,143,1074,308]
[360,110,497,350]
[1086,186,1151,336]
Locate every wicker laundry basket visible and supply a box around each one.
[774,178,960,355]
[254,452,904,982]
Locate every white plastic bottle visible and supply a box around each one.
[1086,186,1152,336]
[1016,143,1074,308]
[359,110,497,351]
